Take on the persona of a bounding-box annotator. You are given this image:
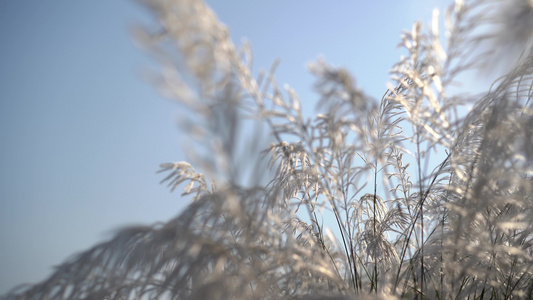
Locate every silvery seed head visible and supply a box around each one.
[489,0,533,72]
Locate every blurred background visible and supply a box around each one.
[0,0,449,293]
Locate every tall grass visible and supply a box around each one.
[3,0,533,299]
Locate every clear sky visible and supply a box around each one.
[0,0,450,294]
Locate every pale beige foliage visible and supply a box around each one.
[3,0,533,299]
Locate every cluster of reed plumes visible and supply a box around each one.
[3,0,533,299]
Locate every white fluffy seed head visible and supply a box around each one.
[492,0,533,69]
[498,0,533,45]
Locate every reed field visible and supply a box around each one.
[3,0,533,299]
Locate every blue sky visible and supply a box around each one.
[0,0,450,294]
